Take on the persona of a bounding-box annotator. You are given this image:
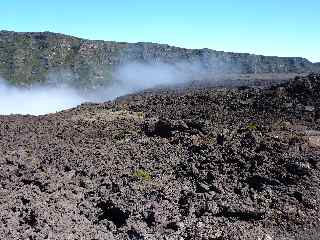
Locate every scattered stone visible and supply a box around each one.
[0,74,320,239]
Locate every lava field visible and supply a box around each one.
[0,74,320,239]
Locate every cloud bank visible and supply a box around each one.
[0,61,210,115]
[0,81,84,115]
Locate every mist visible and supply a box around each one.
[0,61,210,115]
[0,80,85,115]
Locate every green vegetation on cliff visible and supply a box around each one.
[0,30,318,87]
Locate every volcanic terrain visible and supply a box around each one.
[0,74,320,239]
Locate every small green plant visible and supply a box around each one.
[247,123,258,130]
[133,169,152,181]
[205,133,216,145]
[288,132,304,144]
[136,112,145,118]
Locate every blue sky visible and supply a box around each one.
[2,0,319,62]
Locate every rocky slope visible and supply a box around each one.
[0,30,319,87]
[0,74,319,239]
[314,63,320,69]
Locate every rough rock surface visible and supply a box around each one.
[0,30,319,87]
[0,74,320,239]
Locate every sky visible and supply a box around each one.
[2,0,320,62]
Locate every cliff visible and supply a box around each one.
[0,30,318,87]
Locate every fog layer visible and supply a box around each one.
[0,61,208,115]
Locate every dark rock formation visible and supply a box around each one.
[0,74,319,239]
[314,62,320,69]
[0,30,319,87]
